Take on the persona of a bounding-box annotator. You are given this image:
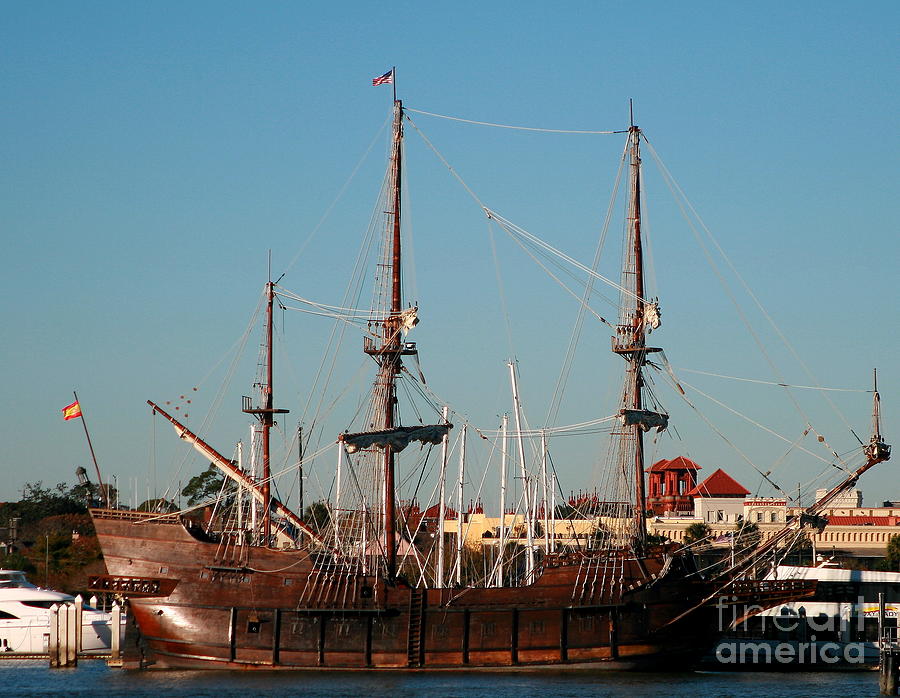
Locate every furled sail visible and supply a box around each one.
[620,408,669,433]
[340,424,451,454]
[399,306,419,335]
[643,301,661,331]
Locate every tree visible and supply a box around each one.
[882,534,900,571]
[554,503,577,520]
[137,498,178,513]
[1,481,90,545]
[303,500,331,534]
[683,522,711,546]
[181,464,226,506]
[0,551,35,574]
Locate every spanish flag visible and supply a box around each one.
[62,401,82,421]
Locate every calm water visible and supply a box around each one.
[0,660,884,698]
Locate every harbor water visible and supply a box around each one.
[0,660,883,697]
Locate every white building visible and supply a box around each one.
[815,488,862,508]
[688,467,751,524]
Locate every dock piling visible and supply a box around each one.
[107,601,123,668]
[880,593,899,695]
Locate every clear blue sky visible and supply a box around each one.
[1,1,897,509]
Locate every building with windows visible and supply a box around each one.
[685,468,750,524]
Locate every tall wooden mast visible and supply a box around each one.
[629,123,648,548]
[361,98,407,579]
[384,98,403,578]
[612,114,662,552]
[243,280,289,545]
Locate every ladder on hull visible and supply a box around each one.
[406,588,426,667]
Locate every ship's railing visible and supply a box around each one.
[726,578,816,601]
[90,508,181,524]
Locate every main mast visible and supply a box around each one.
[384,99,403,578]
[365,99,406,579]
[344,98,449,580]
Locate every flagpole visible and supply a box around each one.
[73,391,109,507]
[392,66,396,102]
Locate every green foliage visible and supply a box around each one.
[181,464,226,506]
[2,480,105,593]
[683,522,711,545]
[33,513,95,537]
[554,504,577,520]
[303,500,331,533]
[137,498,178,513]
[0,551,36,574]
[1,481,88,529]
[646,533,670,546]
[882,534,900,571]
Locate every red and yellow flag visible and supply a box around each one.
[62,401,82,421]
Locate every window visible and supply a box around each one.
[0,610,19,619]
[756,512,763,522]
[770,512,777,523]
[22,601,58,609]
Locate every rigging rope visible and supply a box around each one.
[282,112,392,277]
[654,359,789,498]
[677,376,845,471]
[642,136,855,463]
[676,368,872,393]
[485,208,651,305]
[405,107,624,134]
[546,135,630,430]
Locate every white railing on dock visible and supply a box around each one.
[43,596,124,668]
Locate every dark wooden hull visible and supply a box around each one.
[89,509,811,671]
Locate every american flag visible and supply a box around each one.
[372,69,394,86]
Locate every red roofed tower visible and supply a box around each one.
[646,456,701,516]
[685,468,750,499]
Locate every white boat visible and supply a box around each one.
[708,563,900,669]
[0,569,119,655]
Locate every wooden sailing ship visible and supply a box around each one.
[88,99,890,670]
